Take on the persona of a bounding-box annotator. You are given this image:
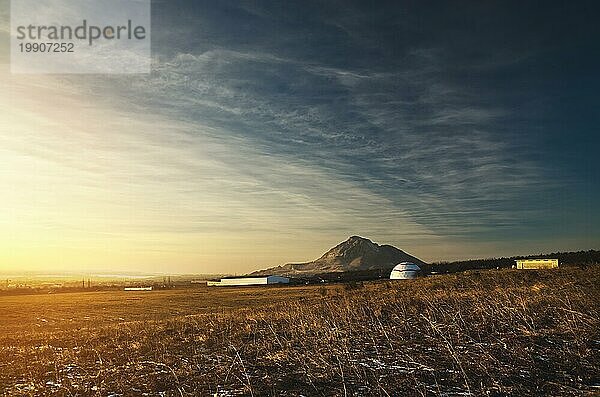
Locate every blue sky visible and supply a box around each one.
[0,1,598,273]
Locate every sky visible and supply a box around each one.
[0,0,598,274]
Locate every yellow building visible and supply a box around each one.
[515,259,559,269]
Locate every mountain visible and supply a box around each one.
[251,236,426,276]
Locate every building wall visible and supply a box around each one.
[390,270,419,280]
[516,259,559,269]
[266,276,290,284]
[207,276,290,286]
[218,277,269,286]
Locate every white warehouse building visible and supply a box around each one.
[207,275,290,287]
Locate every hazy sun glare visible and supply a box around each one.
[0,72,445,274]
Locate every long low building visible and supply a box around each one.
[207,275,290,287]
[515,259,559,269]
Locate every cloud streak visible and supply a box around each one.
[1,0,598,273]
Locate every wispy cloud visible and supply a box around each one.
[95,46,553,240]
[1,0,597,273]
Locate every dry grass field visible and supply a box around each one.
[0,267,598,396]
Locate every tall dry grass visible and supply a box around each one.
[0,267,598,396]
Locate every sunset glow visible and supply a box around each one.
[1,1,598,275]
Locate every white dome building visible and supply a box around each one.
[390,262,421,280]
